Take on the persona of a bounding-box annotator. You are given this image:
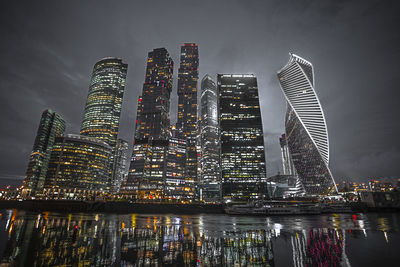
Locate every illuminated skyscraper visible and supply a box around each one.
[176,43,199,198]
[23,109,65,197]
[277,53,337,195]
[45,134,112,196]
[218,74,267,200]
[165,125,187,200]
[279,133,296,176]
[110,138,129,194]
[199,75,221,201]
[80,58,127,148]
[80,58,127,190]
[120,48,173,199]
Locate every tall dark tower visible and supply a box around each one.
[23,109,65,197]
[121,48,174,199]
[176,43,199,198]
[218,74,267,201]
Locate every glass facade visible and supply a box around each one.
[279,133,296,176]
[45,134,112,193]
[80,58,128,190]
[165,125,188,200]
[277,53,337,195]
[218,74,267,201]
[199,75,221,201]
[80,58,127,149]
[176,43,199,198]
[23,109,65,197]
[110,138,129,194]
[121,48,173,199]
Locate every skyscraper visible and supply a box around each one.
[165,125,187,200]
[199,75,221,201]
[80,57,127,149]
[44,134,112,198]
[277,53,337,195]
[110,138,129,194]
[23,109,65,197]
[80,58,128,190]
[279,133,296,176]
[120,48,173,199]
[176,43,199,198]
[218,74,267,201]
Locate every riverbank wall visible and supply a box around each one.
[0,200,225,214]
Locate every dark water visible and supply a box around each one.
[0,210,399,266]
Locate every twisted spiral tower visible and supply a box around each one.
[277,53,337,195]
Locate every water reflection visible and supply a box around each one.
[0,210,399,266]
[291,229,350,267]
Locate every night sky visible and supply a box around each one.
[0,0,399,185]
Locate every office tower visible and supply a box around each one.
[165,125,187,200]
[266,174,303,198]
[199,75,221,201]
[120,48,173,199]
[80,58,127,190]
[80,58,127,148]
[23,109,65,197]
[176,43,199,197]
[44,134,112,198]
[279,134,304,196]
[218,74,267,201]
[110,138,129,194]
[279,134,296,176]
[277,53,337,195]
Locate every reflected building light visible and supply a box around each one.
[291,229,351,267]
[5,210,13,230]
[384,231,389,243]
[275,228,281,237]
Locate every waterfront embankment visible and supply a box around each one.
[0,200,225,214]
[0,199,398,214]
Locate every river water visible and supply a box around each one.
[0,209,399,266]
